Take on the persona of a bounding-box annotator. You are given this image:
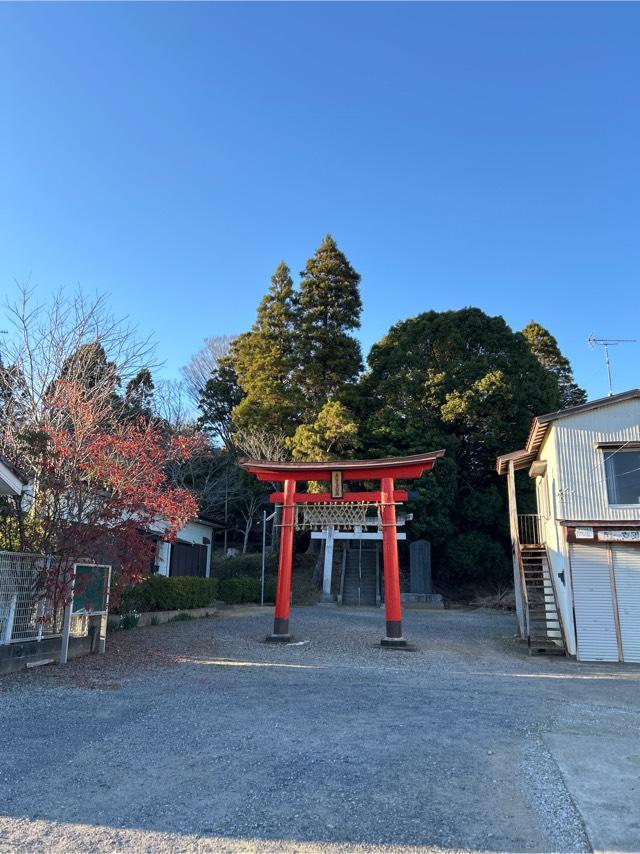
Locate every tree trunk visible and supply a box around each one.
[12,496,25,551]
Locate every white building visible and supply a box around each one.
[497,389,640,662]
[150,517,216,579]
[0,455,25,498]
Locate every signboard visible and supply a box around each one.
[575,527,594,540]
[598,529,640,543]
[331,470,344,499]
[61,563,112,665]
[71,564,111,615]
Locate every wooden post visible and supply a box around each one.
[380,476,406,646]
[507,460,526,638]
[267,477,295,642]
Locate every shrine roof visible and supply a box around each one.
[239,451,445,482]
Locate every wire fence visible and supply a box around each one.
[0,551,63,644]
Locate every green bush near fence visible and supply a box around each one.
[113,573,276,614]
[114,576,219,615]
[219,576,276,604]
[216,552,278,580]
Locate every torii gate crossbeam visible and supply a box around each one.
[240,451,444,647]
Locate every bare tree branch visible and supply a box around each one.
[180,335,233,406]
[0,283,157,476]
[153,379,194,431]
[233,427,289,461]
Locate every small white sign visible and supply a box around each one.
[598,529,640,542]
[575,527,594,539]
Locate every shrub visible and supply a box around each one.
[114,576,219,615]
[119,612,140,630]
[218,576,276,605]
[215,552,278,580]
[168,612,193,622]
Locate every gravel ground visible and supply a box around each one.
[1,605,638,853]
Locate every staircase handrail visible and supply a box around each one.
[518,513,543,545]
[338,548,347,605]
[515,539,531,639]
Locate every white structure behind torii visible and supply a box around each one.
[311,514,407,601]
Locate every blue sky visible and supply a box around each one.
[1,2,638,400]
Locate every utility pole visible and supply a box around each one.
[588,335,637,396]
[261,509,277,606]
[223,467,228,556]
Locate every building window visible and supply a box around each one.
[604,449,640,505]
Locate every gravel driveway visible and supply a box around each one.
[1,605,639,853]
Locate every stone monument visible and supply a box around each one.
[402,539,443,607]
[410,539,432,594]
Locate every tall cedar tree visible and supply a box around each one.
[232,262,301,434]
[295,235,363,415]
[124,368,155,422]
[198,357,244,449]
[522,321,587,409]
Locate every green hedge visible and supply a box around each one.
[219,576,276,605]
[115,576,219,615]
[114,573,276,613]
[215,552,278,580]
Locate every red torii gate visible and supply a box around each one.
[240,451,444,647]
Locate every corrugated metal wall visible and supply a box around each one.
[570,544,619,662]
[613,545,640,663]
[554,400,640,521]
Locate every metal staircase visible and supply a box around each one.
[520,546,566,656]
[340,546,379,606]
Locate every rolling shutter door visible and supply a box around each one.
[612,546,640,664]
[169,542,207,577]
[570,544,619,662]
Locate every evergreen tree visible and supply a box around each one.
[47,342,122,427]
[124,368,155,422]
[198,357,244,449]
[295,235,363,414]
[522,321,587,409]
[57,342,119,393]
[231,262,301,434]
[288,400,358,461]
[356,308,560,589]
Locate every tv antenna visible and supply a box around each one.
[588,335,637,396]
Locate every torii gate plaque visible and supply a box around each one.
[240,451,444,647]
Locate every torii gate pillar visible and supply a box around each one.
[270,478,295,641]
[239,451,445,646]
[380,476,404,643]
